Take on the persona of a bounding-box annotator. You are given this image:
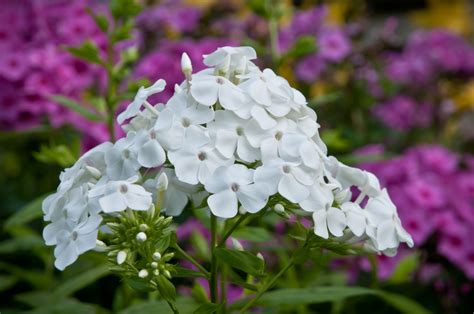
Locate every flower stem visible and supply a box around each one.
[210,214,218,303]
[217,214,247,247]
[174,244,210,278]
[239,260,294,313]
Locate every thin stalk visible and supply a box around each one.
[217,214,247,247]
[105,31,116,142]
[239,260,294,313]
[174,244,210,278]
[267,0,280,65]
[210,214,219,303]
[220,264,228,314]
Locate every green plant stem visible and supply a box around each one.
[220,264,228,314]
[267,0,280,65]
[210,214,218,303]
[239,260,295,313]
[105,32,116,142]
[174,244,210,278]
[217,214,247,247]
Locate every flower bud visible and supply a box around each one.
[162,252,175,262]
[139,224,148,232]
[181,52,192,79]
[257,252,264,262]
[117,250,127,265]
[157,172,169,192]
[238,205,247,215]
[153,252,162,261]
[94,240,107,252]
[163,270,171,279]
[138,269,149,278]
[86,166,102,180]
[136,232,147,242]
[151,262,158,269]
[274,204,285,213]
[231,238,244,251]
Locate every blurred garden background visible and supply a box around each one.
[1,0,473,313]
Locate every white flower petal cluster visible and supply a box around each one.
[43,46,413,270]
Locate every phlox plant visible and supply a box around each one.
[42,46,413,313]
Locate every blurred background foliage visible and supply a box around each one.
[1,0,473,313]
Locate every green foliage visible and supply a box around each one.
[34,144,78,167]
[388,253,420,284]
[284,36,317,59]
[215,248,265,277]
[233,226,272,242]
[65,41,104,66]
[110,0,142,20]
[51,95,103,121]
[192,302,221,314]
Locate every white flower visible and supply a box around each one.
[299,180,334,212]
[89,176,152,213]
[364,189,414,250]
[104,134,140,180]
[190,72,244,110]
[117,79,166,124]
[134,128,166,168]
[313,205,346,239]
[208,111,260,162]
[205,164,269,218]
[168,130,232,185]
[181,52,192,77]
[340,202,366,237]
[203,46,257,73]
[254,158,314,203]
[51,214,102,270]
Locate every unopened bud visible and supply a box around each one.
[163,270,171,279]
[117,250,127,265]
[136,232,147,242]
[153,269,160,276]
[157,172,169,191]
[151,262,158,269]
[139,224,148,232]
[138,269,149,278]
[274,204,285,213]
[238,206,247,215]
[181,52,192,79]
[94,240,107,252]
[153,252,162,261]
[231,238,244,251]
[162,252,175,262]
[257,252,264,261]
[86,166,102,179]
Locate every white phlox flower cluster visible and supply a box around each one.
[43,46,413,270]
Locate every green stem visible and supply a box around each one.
[210,214,218,303]
[239,260,294,313]
[174,244,210,278]
[267,0,280,65]
[217,214,247,247]
[105,32,116,142]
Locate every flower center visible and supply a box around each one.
[216,77,225,85]
[231,183,240,192]
[275,131,283,141]
[71,231,78,241]
[182,117,191,127]
[236,126,244,136]
[149,130,157,139]
[122,149,130,159]
[260,75,266,82]
[119,184,128,193]
[198,152,207,161]
[282,165,291,174]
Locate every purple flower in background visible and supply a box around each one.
[295,54,326,82]
[358,144,474,280]
[318,28,351,62]
[373,96,433,131]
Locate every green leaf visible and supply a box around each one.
[233,227,271,242]
[377,291,431,314]
[0,235,44,254]
[25,299,98,314]
[65,41,104,65]
[253,286,375,306]
[388,253,419,284]
[111,21,134,43]
[53,265,110,299]
[215,248,265,277]
[4,195,46,230]
[285,36,317,59]
[155,276,176,303]
[51,95,103,121]
[110,0,142,20]
[174,265,207,278]
[320,129,350,151]
[86,9,109,33]
[34,144,78,167]
[193,302,221,314]
[119,297,197,314]
[0,275,17,291]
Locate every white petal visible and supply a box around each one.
[327,207,346,237]
[237,184,268,213]
[376,221,398,251]
[190,77,219,106]
[313,210,329,239]
[205,166,231,193]
[138,140,166,168]
[251,106,276,130]
[219,81,244,110]
[208,190,238,218]
[236,137,259,162]
[100,193,127,213]
[169,154,200,185]
[164,188,188,216]
[75,229,99,254]
[254,165,281,194]
[278,174,309,203]
[124,191,152,211]
[43,220,66,245]
[54,242,78,270]
[215,130,238,158]
[260,138,278,163]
